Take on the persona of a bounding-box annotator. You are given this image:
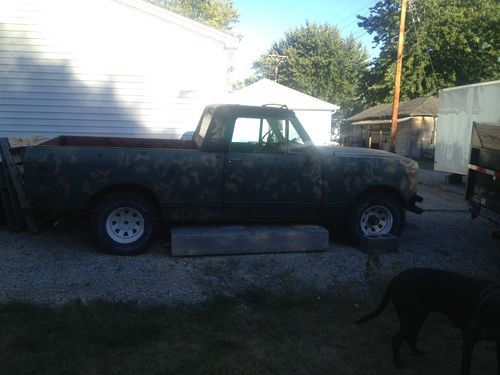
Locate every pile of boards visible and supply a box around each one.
[0,138,37,232]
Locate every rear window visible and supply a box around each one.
[193,107,214,148]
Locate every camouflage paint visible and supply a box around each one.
[23,148,225,221]
[21,104,420,224]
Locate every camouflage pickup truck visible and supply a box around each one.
[17,104,422,255]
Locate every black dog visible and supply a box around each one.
[356,268,500,375]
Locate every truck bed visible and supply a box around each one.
[40,135,198,150]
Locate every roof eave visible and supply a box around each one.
[115,0,240,49]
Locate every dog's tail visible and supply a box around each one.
[356,284,392,324]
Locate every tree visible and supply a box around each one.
[146,0,239,33]
[358,0,500,106]
[253,22,369,116]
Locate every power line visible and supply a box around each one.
[338,9,377,36]
[329,0,368,24]
[336,0,377,31]
[352,30,370,41]
[339,0,377,26]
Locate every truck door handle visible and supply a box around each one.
[227,158,243,164]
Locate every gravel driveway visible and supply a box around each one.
[0,182,498,305]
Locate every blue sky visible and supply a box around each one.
[230,0,380,81]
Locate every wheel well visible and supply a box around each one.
[354,186,405,206]
[86,184,161,213]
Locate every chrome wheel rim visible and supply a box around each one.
[360,205,393,235]
[105,207,144,244]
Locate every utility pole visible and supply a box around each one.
[268,54,287,82]
[389,0,408,153]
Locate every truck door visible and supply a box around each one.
[223,115,323,220]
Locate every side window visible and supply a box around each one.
[230,117,286,154]
[231,118,260,143]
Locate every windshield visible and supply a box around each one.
[290,115,313,146]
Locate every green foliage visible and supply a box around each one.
[253,21,369,116]
[147,0,239,32]
[358,0,500,106]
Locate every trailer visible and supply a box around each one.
[435,81,500,176]
[466,122,500,238]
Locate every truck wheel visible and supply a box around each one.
[91,192,159,255]
[348,192,405,244]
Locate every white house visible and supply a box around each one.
[228,79,339,145]
[0,0,239,139]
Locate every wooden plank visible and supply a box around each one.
[0,163,18,230]
[0,159,25,232]
[0,138,37,233]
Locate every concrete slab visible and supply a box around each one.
[171,225,329,257]
[360,234,398,253]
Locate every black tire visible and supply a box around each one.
[90,191,159,255]
[348,192,405,244]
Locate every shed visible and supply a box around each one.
[0,0,239,140]
[344,96,438,159]
[227,79,339,145]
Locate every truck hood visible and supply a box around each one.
[315,145,420,201]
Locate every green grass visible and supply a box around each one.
[0,290,496,375]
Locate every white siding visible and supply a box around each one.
[0,0,238,139]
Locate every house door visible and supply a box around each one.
[395,120,412,156]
